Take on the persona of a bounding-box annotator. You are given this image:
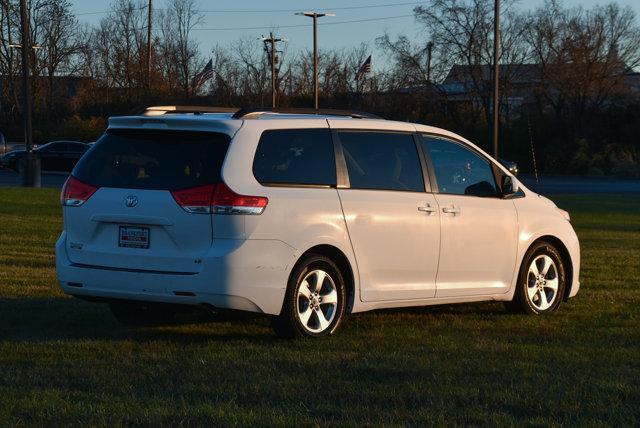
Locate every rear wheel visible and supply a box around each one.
[510,241,566,314]
[110,301,177,326]
[272,254,346,338]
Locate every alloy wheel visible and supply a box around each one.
[526,255,559,311]
[296,269,339,333]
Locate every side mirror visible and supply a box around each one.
[501,175,518,197]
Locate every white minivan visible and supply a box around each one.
[56,106,580,338]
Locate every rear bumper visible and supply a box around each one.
[56,232,295,315]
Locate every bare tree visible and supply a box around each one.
[157,0,203,97]
[414,0,529,134]
[90,0,147,100]
[376,33,438,89]
[0,0,21,116]
[528,0,640,131]
[37,0,81,117]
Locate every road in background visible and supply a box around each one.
[518,174,640,194]
[0,170,68,188]
[0,169,639,194]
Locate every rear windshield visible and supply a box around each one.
[73,129,230,190]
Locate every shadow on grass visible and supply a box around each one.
[372,301,511,316]
[0,296,277,344]
[0,296,523,344]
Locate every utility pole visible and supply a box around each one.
[492,0,500,159]
[296,11,334,110]
[426,41,434,83]
[147,0,153,92]
[260,33,286,108]
[18,0,39,187]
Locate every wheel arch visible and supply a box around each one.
[528,235,574,301]
[290,244,356,313]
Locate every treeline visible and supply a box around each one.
[1,0,639,175]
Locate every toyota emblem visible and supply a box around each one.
[124,195,139,208]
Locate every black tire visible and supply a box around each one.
[109,301,177,326]
[272,254,347,339]
[509,241,566,315]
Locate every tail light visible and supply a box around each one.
[61,176,98,206]
[171,183,268,215]
[212,182,268,215]
[171,184,215,213]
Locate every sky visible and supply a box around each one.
[70,0,640,68]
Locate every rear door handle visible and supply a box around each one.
[442,206,461,215]
[418,204,436,214]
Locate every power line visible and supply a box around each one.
[75,1,425,17]
[76,6,146,16]
[193,14,415,32]
[199,2,425,13]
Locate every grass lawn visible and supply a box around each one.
[0,188,639,425]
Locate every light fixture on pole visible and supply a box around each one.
[259,33,287,109]
[295,11,334,110]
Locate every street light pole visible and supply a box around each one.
[493,0,500,159]
[426,41,434,84]
[296,11,334,110]
[18,0,39,187]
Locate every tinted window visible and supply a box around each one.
[339,131,424,192]
[68,143,88,152]
[37,143,64,153]
[253,129,336,186]
[423,136,498,197]
[73,129,230,190]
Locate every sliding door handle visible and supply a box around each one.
[442,206,461,215]
[418,204,436,214]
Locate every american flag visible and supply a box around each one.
[356,55,372,80]
[192,59,214,90]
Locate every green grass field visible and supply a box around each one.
[1,188,639,425]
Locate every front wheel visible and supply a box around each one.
[510,241,566,314]
[272,254,346,338]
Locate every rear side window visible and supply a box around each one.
[253,129,336,186]
[339,131,424,192]
[73,129,230,190]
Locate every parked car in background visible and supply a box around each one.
[56,106,580,338]
[499,158,519,176]
[0,150,20,169]
[0,141,90,172]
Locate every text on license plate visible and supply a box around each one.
[119,226,150,249]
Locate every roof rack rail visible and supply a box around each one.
[231,107,383,120]
[143,105,240,116]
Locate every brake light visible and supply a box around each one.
[61,176,98,206]
[171,184,215,213]
[171,183,268,215]
[212,182,268,215]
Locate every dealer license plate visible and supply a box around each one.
[118,226,150,249]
